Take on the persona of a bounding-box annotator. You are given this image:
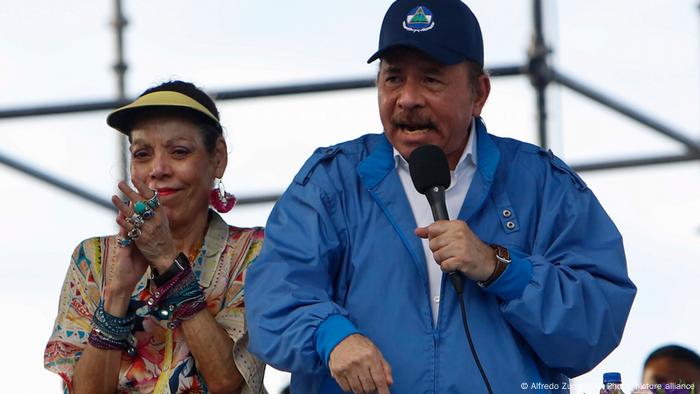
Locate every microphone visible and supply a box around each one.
[408,144,463,293]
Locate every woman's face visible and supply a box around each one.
[129,115,226,229]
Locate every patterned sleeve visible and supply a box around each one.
[213,227,266,394]
[44,238,103,392]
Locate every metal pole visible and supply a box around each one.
[572,152,700,172]
[112,0,128,182]
[528,0,551,149]
[552,70,700,153]
[0,150,115,211]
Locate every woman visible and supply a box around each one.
[44,80,265,393]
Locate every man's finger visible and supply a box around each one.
[439,256,461,273]
[347,374,366,394]
[358,367,378,394]
[369,362,389,394]
[427,220,450,236]
[428,232,453,251]
[381,357,393,386]
[334,374,351,393]
[415,226,429,239]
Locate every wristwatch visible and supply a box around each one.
[152,253,189,287]
[477,244,511,288]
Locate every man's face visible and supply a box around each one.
[378,47,489,169]
[643,356,700,385]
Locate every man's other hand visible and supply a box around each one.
[329,334,393,394]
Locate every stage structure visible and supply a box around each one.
[0,0,698,212]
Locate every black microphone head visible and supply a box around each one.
[408,144,451,194]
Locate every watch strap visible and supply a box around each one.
[477,244,511,288]
[152,253,189,287]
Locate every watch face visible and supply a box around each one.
[175,253,189,270]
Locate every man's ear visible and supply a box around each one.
[472,74,491,117]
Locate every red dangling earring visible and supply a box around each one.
[210,178,237,213]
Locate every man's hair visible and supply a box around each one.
[644,345,700,370]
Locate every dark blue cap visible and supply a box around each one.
[367,0,484,66]
[603,372,622,384]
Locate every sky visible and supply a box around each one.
[1,1,699,393]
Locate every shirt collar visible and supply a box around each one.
[393,119,478,172]
[192,210,228,287]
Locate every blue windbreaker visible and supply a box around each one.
[246,119,636,394]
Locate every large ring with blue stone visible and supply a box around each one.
[133,201,149,215]
[126,214,144,228]
[141,208,155,220]
[146,191,160,210]
[117,236,132,248]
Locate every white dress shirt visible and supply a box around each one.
[394,120,478,326]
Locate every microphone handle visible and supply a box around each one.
[424,186,464,294]
[425,186,448,221]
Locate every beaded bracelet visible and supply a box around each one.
[167,297,207,329]
[88,329,137,356]
[147,263,206,328]
[88,300,137,356]
[92,300,134,339]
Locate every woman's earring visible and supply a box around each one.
[210,178,236,213]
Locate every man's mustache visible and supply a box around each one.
[391,112,436,130]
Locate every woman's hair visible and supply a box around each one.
[131,80,223,153]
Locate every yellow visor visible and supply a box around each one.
[106,90,220,134]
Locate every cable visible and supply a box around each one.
[451,274,493,394]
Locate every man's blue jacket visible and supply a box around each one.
[246,119,637,393]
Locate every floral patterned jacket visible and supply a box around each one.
[44,211,266,393]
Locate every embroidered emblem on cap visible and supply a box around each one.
[403,6,435,32]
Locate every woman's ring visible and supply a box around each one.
[126,214,144,228]
[146,191,160,209]
[142,209,155,220]
[127,227,142,240]
[134,201,149,215]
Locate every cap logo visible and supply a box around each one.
[403,6,435,32]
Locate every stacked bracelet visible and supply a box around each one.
[88,300,137,356]
[147,254,206,329]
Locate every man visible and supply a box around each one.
[642,345,700,387]
[246,1,636,393]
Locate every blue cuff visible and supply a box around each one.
[315,315,362,368]
[482,251,532,301]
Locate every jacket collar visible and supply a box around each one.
[194,210,229,287]
[358,117,499,195]
[355,118,500,279]
[473,117,499,190]
[457,117,499,221]
[357,134,395,189]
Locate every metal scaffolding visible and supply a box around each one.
[1,0,698,211]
